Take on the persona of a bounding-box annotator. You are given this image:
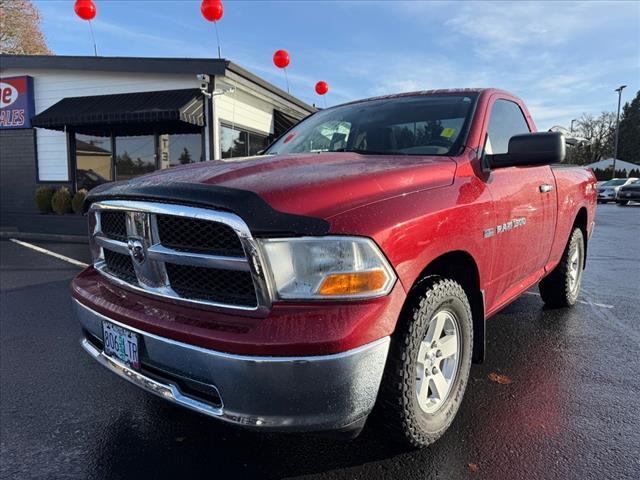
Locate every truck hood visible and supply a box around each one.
[120,153,457,219]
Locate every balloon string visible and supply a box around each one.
[214,21,221,59]
[284,68,290,94]
[231,78,237,131]
[88,20,98,56]
[323,96,327,108]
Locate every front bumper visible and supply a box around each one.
[598,191,616,200]
[617,191,640,201]
[75,299,390,432]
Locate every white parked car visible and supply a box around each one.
[597,178,639,203]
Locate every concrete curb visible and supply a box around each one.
[0,231,88,243]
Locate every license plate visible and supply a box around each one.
[102,321,140,369]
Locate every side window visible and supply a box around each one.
[486,99,530,155]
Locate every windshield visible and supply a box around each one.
[602,179,627,187]
[266,94,478,157]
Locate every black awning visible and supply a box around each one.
[32,89,204,136]
[273,109,302,137]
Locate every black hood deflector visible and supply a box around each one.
[84,181,330,237]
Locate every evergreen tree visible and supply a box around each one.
[617,90,640,165]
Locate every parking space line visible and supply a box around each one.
[10,238,88,268]
[525,291,613,309]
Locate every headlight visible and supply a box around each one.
[259,236,396,300]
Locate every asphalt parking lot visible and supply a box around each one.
[1,203,639,480]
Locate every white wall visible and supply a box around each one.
[215,86,274,135]
[213,76,309,159]
[1,69,199,181]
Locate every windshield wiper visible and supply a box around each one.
[332,148,407,156]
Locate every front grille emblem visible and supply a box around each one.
[127,239,146,265]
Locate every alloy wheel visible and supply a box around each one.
[415,309,461,413]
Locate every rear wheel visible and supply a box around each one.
[377,278,473,447]
[539,228,585,307]
[617,200,629,206]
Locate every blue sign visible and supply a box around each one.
[0,76,35,129]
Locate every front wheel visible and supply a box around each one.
[539,228,585,307]
[376,278,473,448]
[617,200,629,206]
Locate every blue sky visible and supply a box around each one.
[34,0,640,130]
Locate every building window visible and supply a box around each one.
[158,133,203,169]
[221,124,268,159]
[75,134,113,191]
[114,135,156,181]
[74,130,205,191]
[249,132,269,156]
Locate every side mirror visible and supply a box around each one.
[487,132,566,169]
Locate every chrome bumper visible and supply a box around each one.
[74,300,390,432]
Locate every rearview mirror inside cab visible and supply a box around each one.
[487,132,566,169]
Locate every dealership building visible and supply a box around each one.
[0,55,314,233]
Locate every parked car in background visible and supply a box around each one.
[597,178,638,203]
[616,179,640,206]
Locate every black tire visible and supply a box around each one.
[376,278,473,448]
[617,200,629,206]
[539,228,585,307]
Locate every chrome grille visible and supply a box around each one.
[101,211,128,242]
[88,201,273,313]
[103,249,137,284]
[156,215,244,256]
[166,264,256,306]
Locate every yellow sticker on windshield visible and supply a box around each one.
[441,127,455,138]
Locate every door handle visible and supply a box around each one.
[539,184,554,193]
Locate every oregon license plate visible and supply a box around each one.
[102,321,140,369]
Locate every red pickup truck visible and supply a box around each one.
[72,88,596,447]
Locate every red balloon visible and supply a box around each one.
[74,0,96,21]
[273,50,290,69]
[315,81,329,95]
[201,0,224,22]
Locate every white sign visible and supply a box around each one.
[0,83,19,109]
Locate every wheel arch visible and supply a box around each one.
[404,250,486,364]
[573,206,588,268]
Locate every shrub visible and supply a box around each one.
[71,189,88,215]
[51,186,72,215]
[34,186,55,214]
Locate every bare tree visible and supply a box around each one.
[567,112,616,165]
[0,0,52,55]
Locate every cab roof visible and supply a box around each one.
[332,88,515,109]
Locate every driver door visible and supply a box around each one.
[484,97,557,309]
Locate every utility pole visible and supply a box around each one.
[570,118,577,133]
[613,85,626,179]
